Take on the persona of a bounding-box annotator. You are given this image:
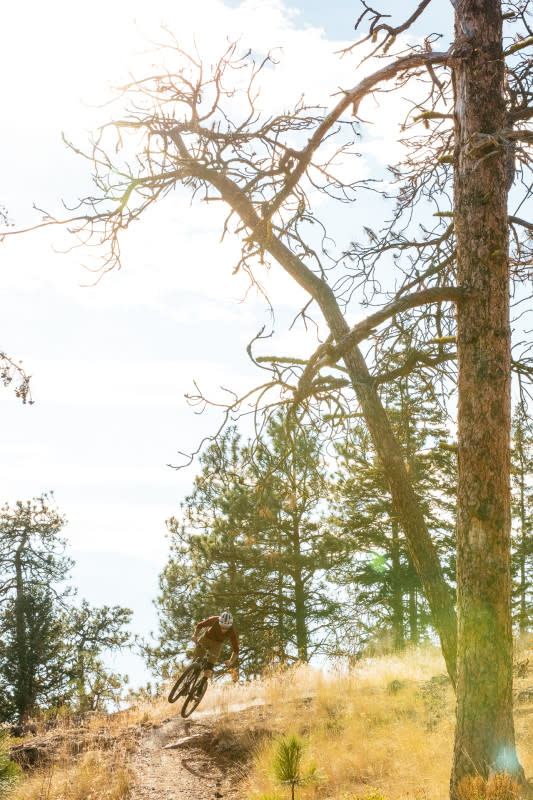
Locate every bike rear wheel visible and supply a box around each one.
[181,675,208,718]
[168,664,195,704]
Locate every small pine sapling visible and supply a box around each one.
[271,734,318,800]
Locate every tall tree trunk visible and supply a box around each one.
[451,0,520,790]
[287,438,308,662]
[229,532,238,615]
[293,570,308,661]
[409,586,419,646]
[520,504,527,634]
[14,534,30,723]
[291,512,308,662]
[390,519,405,650]
[276,518,286,664]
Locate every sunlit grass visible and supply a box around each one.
[232,645,452,800]
[239,641,533,800]
[11,748,131,800]
[9,640,533,800]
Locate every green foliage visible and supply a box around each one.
[0,495,71,721]
[329,368,456,654]
[369,552,388,575]
[271,734,318,800]
[66,600,132,712]
[511,400,533,631]
[248,414,344,664]
[0,733,20,799]
[152,414,341,677]
[0,588,69,721]
[0,495,132,721]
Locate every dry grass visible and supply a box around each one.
[235,645,455,800]
[130,641,533,799]
[9,641,533,800]
[11,747,131,800]
[237,642,533,800]
[456,773,522,800]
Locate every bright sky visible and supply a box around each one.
[1,0,453,686]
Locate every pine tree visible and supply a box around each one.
[154,428,268,677]
[0,495,132,720]
[0,589,68,721]
[65,600,132,712]
[248,413,343,663]
[0,495,71,722]
[153,415,342,676]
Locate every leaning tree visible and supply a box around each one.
[4,0,533,793]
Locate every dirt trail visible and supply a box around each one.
[130,714,242,800]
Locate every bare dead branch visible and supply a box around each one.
[347,0,435,56]
[0,353,33,405]
[332,286,464,360]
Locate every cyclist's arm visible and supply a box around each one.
[192,616,217,641]
[225,629,240,667]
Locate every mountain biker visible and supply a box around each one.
[191,611,239,680]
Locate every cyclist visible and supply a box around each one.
[191,611,239,681]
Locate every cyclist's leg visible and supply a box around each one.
[190,640,212,679]
[202,660,216,679]
[191,642,204,662]
[199,638,223,679]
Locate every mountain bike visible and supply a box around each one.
[167,653,212,718]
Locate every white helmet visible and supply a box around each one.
[219,611,233,627]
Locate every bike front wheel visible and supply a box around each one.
[168,664,195,704]
[181,676,208,718]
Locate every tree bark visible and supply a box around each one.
[292,530,308,663]
[276,519,286,664]
[520,491,527,633]
[293,565,308,662]
[451,0,520,791]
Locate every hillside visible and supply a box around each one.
[6,645,533,800]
